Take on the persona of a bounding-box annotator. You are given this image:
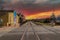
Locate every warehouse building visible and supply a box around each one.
[0,10,19,27]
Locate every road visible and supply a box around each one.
[0,21,60,40]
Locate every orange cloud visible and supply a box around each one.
[25,10,60,20]
[54,10,60,16]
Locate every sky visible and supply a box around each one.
[0,0,60,19]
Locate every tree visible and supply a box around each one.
[44,18,50,23]
[17,13,25,25]
[50,13,56,26]
[50,13,56,22]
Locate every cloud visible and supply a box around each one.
[3,0,35,4]
[34,0,49,3]
[3,0,50,4]
[2,0,60,4]
[3,0,20,4]
[49,0,60,4]
[2,0,60,12]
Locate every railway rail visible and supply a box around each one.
[20,21,60,40]
[32,22,60,34]
[33,22,60,34]
[40,25,60,34]
[20,22,41,40]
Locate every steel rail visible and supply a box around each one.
[38,24,60,34]
[20,25,28,40]
[20,22,41,40]
[33,22,60,34]
[30,22,41,40]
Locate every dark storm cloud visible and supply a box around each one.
[1,0,60,15]
[49,0,60,4]
[3,0,60,8]
[1,0,60,6]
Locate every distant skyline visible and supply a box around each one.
[0,0,60,19]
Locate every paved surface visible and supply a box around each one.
[0,27,18,37]
[0,22,60,40]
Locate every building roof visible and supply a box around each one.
[0,10,14,16]
[0,10,14,12]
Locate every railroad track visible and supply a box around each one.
[29,22,41,40]
[32,22,60,34]
[20,22,41,40]
[20,23,28,40]
[35,23,60,34]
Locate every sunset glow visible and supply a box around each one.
[25,10,60,20]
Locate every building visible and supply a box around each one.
[0,10,19,27]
